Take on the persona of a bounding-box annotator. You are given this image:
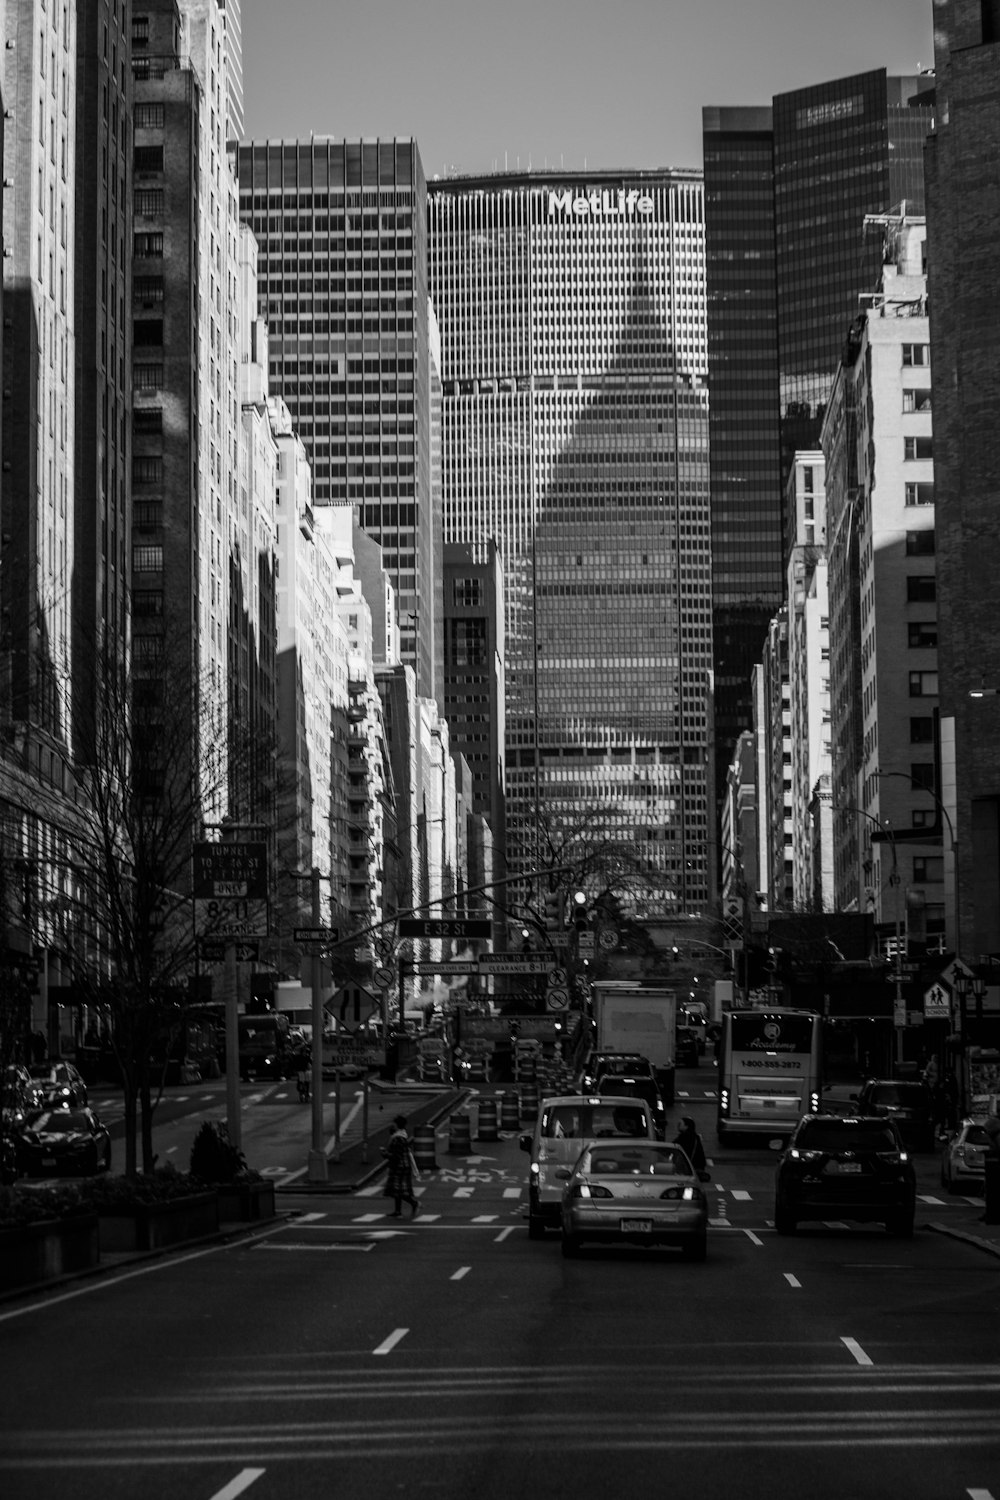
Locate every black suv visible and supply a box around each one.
[774,1114,916,1237]
[594,1073,667,1139]
[852,1079,936,1152]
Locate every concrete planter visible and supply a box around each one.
[97,1190,219,1253]
[0,1214,100,1290]
[216,1180,275,1222]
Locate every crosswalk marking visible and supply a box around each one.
[502,1187,522,1199]
[731,1189,751,1201]
[918,1194,945,1204]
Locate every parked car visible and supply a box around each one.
[852,1078,936,1151]
[558,1139,708,1261]
[940,1117,993,1195]
[26,1061,88,1109]
[15,1107,111,1177]
[773,1113,916,1237]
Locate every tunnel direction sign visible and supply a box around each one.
[193,840,269,938]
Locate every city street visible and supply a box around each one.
[2,1065,999,1499]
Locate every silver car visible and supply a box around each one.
[940,1118,992,1194]
[558,1140,708,1260]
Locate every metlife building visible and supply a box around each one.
[428,170,712,915]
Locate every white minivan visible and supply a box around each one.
[520,1093,656,1239]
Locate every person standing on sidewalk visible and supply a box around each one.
[383,1114,420,1217]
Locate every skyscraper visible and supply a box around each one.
[428,170,713,914]
[703,71,935,833]
[236,138,439,704]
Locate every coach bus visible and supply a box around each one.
[716,1007,822,1143]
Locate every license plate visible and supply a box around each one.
[620,1218,652,1233]
[830,1161,862,1173]
[763,1099,776,1108]
[42,1157,57,1166]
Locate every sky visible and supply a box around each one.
[240,0,936,178]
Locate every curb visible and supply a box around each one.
[926,1220,1000,1260]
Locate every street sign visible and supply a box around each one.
[407,961,480,976]
[597,927,620,951]
[193,840,269,939]
[546,987,570,1011]
[941,958,973,989]
[373,935,396,962]
[577,932,595,956]
[398,917,493,939]
[924,982,951,1019]
[294,926,340,944]
[478,954,550,974]
[372,967,395,989]
[336,982,378,1029]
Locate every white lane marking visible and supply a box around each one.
[677,1090,690,1098]
[254,1242,374,1253]
[451,1266,471,1281]
[967,1490,996,1499]
[731,1190,751,1201]
[709,1217,730,1227]
[296,1211,326,1223]
[503,1187,522,1199]
[472,1215,497,1223]
[357,1183,383,1197]
[208,1467,266,1500]
[373,1327,408,1356]
[918,1194,945,1204]
[784,1273,801,1288]
[744,1229,763,1246]
[353,1213,387,1223]
[453,1187,473,1198]
[494,1226,515,1242]
[841,1336,873,1366]
[963,1196,986,1206]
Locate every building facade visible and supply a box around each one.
[925,0,1000,965]
[703,72,935,834]
[427,169,713,915]
[236,138,439,705]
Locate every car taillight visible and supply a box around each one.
[571,1183,614,1200]
[789,1148,821,1161]
[719,1087,730,1115]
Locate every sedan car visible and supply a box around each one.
[15,1107,111,1177]
[558,1140,708,1260]
[26,1061,88,1110]
[941,1117,993,1194]
[852,1078,936,1151]
[579,1052,655,1090]
[774,1114,915,1237]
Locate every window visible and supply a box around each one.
[909,671,938,697]
[134,231,163,257]
[902,344,930,366]
[910,763,936,793]
[133,407,163,434]
[913,856,944,883]
[905,482,935,507]
[906,576,936,602]
[132,457,163,485]
[904,436,933,461]
[134,103,164,130]
[133,363,163,390]
[908,621,937,648]
[133,319,163,347]
[912,808,935,829]
[910,716,935,743]
[134,188,164,216]
[903,388,932,413]
[133,501,162,528]
[134,276,164,306]
[132,16,150,48]
[134,145,164,174]
[132,544,163,572]
[453,577,484,607]
[905,530,935,556]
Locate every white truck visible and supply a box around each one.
[590,982,677,1105]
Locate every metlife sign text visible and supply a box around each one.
[547,188,655,219]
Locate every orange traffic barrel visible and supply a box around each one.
[411,1124,437,1171]
[500,1091,521,1130]
[448,1111,472,1153]
[477,1097,499,1142]
[519,1082,540,1123]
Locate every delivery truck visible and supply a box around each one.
[590,982,677,1105]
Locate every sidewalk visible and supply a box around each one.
[925,1203,1000,1259]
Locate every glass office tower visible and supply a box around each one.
[236,139,437,702]
[428,171,712,915]
[703,70,934,837]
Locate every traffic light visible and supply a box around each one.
[543,889,565,930]
[571,890,589,932]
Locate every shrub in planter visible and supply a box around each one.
[189,1121,273,1221]
[82,1166,220,1253]
[0,1184,99,1289]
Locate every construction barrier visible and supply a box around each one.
[411,1124,438,1172]
[500,1091,521,1131]
[448,1111,472,1154]
[476,1096,499,1142]
[519,1082,540,1123]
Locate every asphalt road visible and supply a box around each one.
[2,1066,999,1500]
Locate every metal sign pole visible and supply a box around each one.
[225,942,241,1151]
[307,866,328,1182]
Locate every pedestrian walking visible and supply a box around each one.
[383,1114,420,1217]
[674,1116,709,1180]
